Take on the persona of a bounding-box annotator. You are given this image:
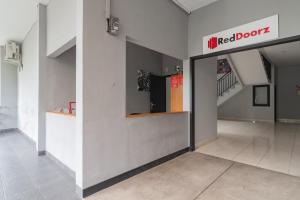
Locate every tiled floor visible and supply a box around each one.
[86,152,300,200]
[197,120,300,176]
[0,131,80,200]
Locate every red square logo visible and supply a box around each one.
[208,37,218,49]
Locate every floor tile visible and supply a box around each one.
[198,120,300,176]
[197,134,251,160]
[85,153,233,200]
[0,130,79,200]
[257,141,293,174]
[289,144,300,176]
[233,136,270,166]
[196,163,300,200]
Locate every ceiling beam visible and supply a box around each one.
[172,0,191,14]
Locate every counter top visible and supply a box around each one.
[126,112,186,119]
[47,111,76,118]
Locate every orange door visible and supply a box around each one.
[170,74,183,112]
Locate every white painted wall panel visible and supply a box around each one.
[46,113,76,172]
[230,50,268,85]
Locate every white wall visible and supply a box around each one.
[189,0,300,57]
[46,113,76,172]
[77,0,188,190]
[19,23,39,143]
[47,0,76,57]
[183,59,190,112]
[230,50,269,85]
[194,57,217,147]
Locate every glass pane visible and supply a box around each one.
[255,86,268,105]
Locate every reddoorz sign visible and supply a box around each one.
[203,15,279,54]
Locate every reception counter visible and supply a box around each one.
[46,112,76,173]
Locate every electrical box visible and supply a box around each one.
[107,16,120,36]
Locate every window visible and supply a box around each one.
[253,85,270,107]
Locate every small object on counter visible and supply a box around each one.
[68,102,76,114]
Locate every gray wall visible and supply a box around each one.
[77,0,188,189]
[162,54,183,76]
[195,57,217,147]
[0,47,18,130]
[112,0,188,59]
[0,47,18,107]
[47,0,76,56]
[19,22,39,143]
[276,66,300,119]
[46,46,76,111]
[126,42,183,114]
[218,86,275,122]
[218,67,275,122]
[18,5,76,152]
[126,42,162,114]
[189,0,300,57]
[39,5,76,152]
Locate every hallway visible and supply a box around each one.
[0,131,80,200]
[197,120,300,176]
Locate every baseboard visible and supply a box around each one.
[46,151,76,179]
[218,117,275,123]
[83,147,190,198]
[0,128,18,133]
[195,136,217,149]
[38,151,46,156]
[277,119,300,124]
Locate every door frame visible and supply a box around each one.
[189,35,300,151]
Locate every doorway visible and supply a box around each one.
[191,36,300,177]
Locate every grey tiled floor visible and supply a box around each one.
[86,153,300,200]
[0,131,81,200]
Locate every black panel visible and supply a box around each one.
[262,55,272,81]
[150,75,166,113]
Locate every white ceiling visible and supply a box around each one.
[175,0,220,13]
[263,41,300,67]
[0,0,49,46]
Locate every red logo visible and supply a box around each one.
[208,37,218,49]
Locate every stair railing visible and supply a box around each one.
[217,71,238,97]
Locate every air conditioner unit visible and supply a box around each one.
[4,41,22,67]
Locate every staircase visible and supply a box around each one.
[217,71,243,106]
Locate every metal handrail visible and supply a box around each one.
[217,71,238,97]
[217,71,231,81]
